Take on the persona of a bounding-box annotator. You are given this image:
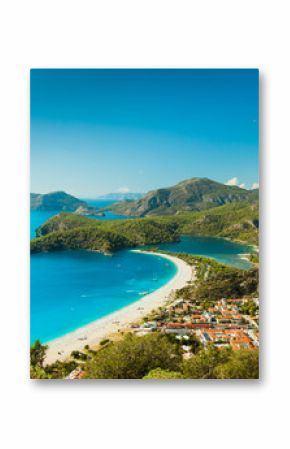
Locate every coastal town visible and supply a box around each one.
[58,249,260,379]
[32,248,259,379]
[66,290,259,379]
[129,293,259,357]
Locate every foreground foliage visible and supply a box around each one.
[30,334,259,380]
[143,368,183,379]
[83,335,258,380]
[30,340,77,379]
[182,346,259,379]
[213,349,259,379]
[84,333,182,379]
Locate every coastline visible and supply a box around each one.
[238,253,253,266]
[44,250,194,364]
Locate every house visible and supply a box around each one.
[142,321,158,329]
[182,345,192,352]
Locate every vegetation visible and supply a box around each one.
[99,338,111,346]
[151,202,259,245]
[70,350,88,361]
[31,215,179,254]
[240,300,259,316]
[39,360,78,379]
[30,340,47,368]
[30,331,258,380]
[182,345,258,379]
[35,213,93,236]
[109,177,259,217]
[82,336,258,379]
[182,345,231,378]
[31,200,259,255]
[84,333,182,379]
[192,265,258,302]
[31,226,133,254]
[213,349,259,379]
[143,368,183,379]
[151,252,259,302]
[248,252,259,264]
[30,340,77,379]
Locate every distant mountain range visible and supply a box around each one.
[109,177,259,217]
[31,192,86,211]
[96,192,144,201]
[30,191,143,213]
[30,191,104,216]
[31,178,259,218]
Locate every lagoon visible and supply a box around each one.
[144,235,253,270]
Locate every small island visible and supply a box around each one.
[74,205,105,216]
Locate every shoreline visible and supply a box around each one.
[44,250,194,364]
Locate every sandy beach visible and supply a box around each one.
[44,251,194,364]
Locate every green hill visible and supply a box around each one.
[109,177,259,216]
[31,202,258,255]
[30,191,87,212]
[153,202,259,245]
[31,214,179,254]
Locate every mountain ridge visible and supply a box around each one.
[109,177,259,217]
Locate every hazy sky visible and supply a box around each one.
[31,69,259,197]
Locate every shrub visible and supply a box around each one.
[214,350,259,379]
[84,333,182,379]
[143,368,183,379]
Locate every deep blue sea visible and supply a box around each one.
[30,206,253,343]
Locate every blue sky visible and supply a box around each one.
[31,69,259,197]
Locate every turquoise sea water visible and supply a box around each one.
[30,250,176,343]
[84,199,133,221]
[30,210,59,239]
[30,210,253,343]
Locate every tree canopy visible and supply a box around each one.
[84,333,182,379]
[143,368,183,379]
